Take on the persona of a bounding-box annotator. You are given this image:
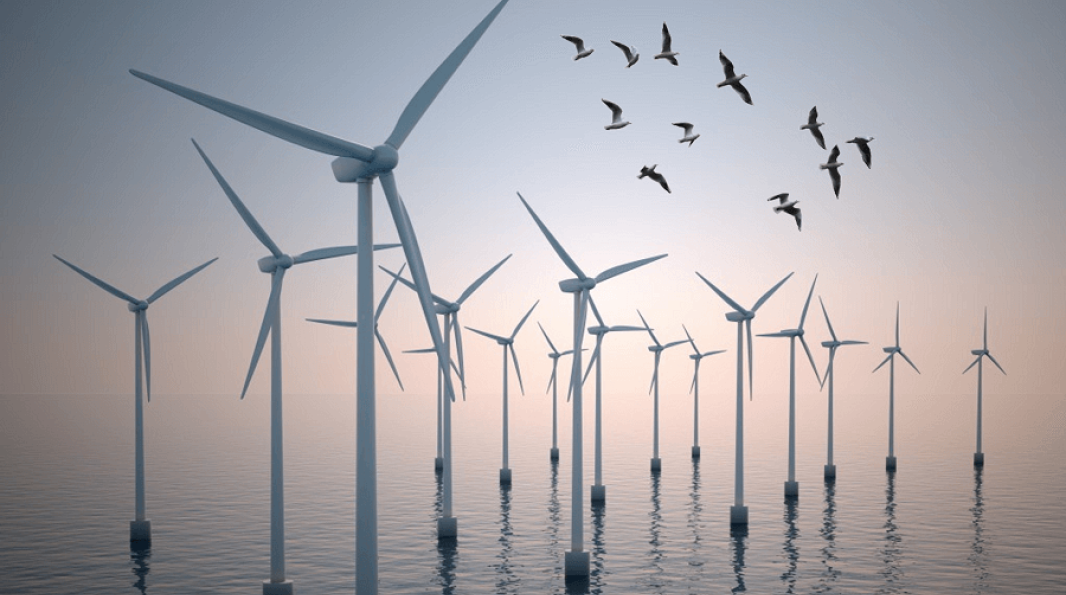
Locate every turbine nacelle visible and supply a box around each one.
[725,310,753,322]
[258,254,294,273]
[822,340,840,349]
[559,278,596,293]
[331,144,400,183]
[971,348,988,356]
[587,325,611,336]
[127,300,149,312]
[883,346,899,354]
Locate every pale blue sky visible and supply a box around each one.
[2,0,1064,403]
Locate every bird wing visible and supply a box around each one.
[808,106,818,124]
[811,126,826,150]
[602,98,623,121]
[611,40,634,61]
[719,51,736,78]
[673,122,693,135]
[829,167,841,198]
[732,81,753,105]
[859,142,872,168]
[562,35,585,52]
[767,193,789,203]
[828,145,840,163]
[661,23,672,52]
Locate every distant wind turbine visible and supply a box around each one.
[758,275,822,498]
[538,322,574,462]
[963,308,1005,467]
[638,310,690,473]
[54,253,216,544]
[697,271,793,525]
[817,297,867,481]
[517,191,666,578]
[873,303,920,471]
[682,325,726,459]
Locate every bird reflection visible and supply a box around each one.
[687,460,705,583]
[730,526,748,593]
[781,498,800,593]
[436,535,458,595]
[818,482,841,592]
[879,471,905,594]
[970,467,990,593]
[647,472,666,593]
[129,543,150,594]
[496,487,518,594]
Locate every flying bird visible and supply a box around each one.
[801,106,826,150]
[639,165,671,194]
[673,122,700,146]
[768,193,802,231]
[610,40,639,67]
[847,136,874,168]
[820,145,843,198]
[561,35,594,60]
[717,51,752,105]
[602,99,630,130]
[654,23,679,65]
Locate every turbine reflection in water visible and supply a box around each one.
[435,536,458,595]
[129,544,150,595]
[496,487,518,594]
[879,471,906,594]
[647,473,666,593]
[781,498,800,593]
[730,526,748,594]
[970,467,991,593]
[687,459,705,589]
[818,482,841,593]
[590,504,606,593]
[545,462,561,567]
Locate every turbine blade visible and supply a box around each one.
[695,272,744,313]
[510,344,525,395]
[872,353,892,373]
[636,309,660,347]
[378,264,448,306]
[751,272,795,312]
[898,349,920,374]
[451,315,468,392]
[53,255,139,305]
[820,350,834,391]
[403,347,437,353]
[757,331,791,338]
[376,327,404,391]
[146,257,218,304]
[819,296,838,342]
[840,340,868,345]
[385,0,510,150]
[582,342,600,387]
[895,302,900,347]
[538,321,559,355]
[962,356,980,375]
[294,244,398,265]
[747,318,754,399]
[516,192,585,279]
[546,360,557,394]
[701,350,726,357]
[987,352,1006,375]
[242,269,284,399]
[664,339,690,349]
[510,300,539,340]
[376,263,407,321]
[465,326,507,343]
[456,254,511,305]
[682,324,698,354]
[141,311,151,402]
[800,335,821,386]
[566,290,590,402]
[798,274,818,330]
[689,364,698,395]
[983,307,988,351]
[306,318,358,328]
[608,325,645,332]
[587,294,605,328]
[191,139,283,256]
[594,254,668,284]
[131,71,375,161]
[649,361,658,396]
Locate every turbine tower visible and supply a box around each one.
[132,3,511,591]
[963,308,1005,467]
[872,303,920,472]
[517,191,666,579]
[54,254,216,545]
[682,325,726,459]
[817,297,867,481]
[538,322,574,462]
[194,140,395,595]
[467,300,539,486]
[638,310,690,473]
[757,275,822,499]
[697,271,793,526]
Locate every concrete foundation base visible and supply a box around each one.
[437,515,457,539]
[130,520,151,544]
[434,457,443,472]
[730,505,749,526]
[650,457,661,473]
[784,480,799,499]
[550,447,559,462]
[262,580,294,595]
[691,445,701,459]
[824,464,836,481]
[886,456,897,471]
[499,468,512,486]
[974,452,984,467]
[564,550,590,578]
[591,484,606,504]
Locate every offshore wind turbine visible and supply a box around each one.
[638,310,690,473]
[580,296,644,502]
[467,300,539,486]
[817,296,867,481]
[682,325,726,459]
[538,322,574,462]
[517,191,666,579]
[194,140,396,595]
[132,3,510,591]
[54,254,216,544]
[963,308,1005,467]
[872,303,920,472]
[697,271,793,526]
[758,275,822,498]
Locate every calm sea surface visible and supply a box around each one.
[1,390,1064,594]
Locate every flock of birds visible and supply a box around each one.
[562,23,876,231]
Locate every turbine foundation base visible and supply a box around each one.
[730,505,749,526]
[437,515,457,539]
[824,464,837,481]
[262,580,294,595]
[591,484,606,503]
[129,520,151,544]
[564,550,590,578]
[650,457,661,473]
[974,452,984,466]
[434,457,444,472]
[550,447,559,461]
[691,445,701,459]
[499,468,512,486]
[784,480,799,498]
[886,456,897,471]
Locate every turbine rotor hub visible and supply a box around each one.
[725,311,752,322]
[559,278,595,293]
[258,254,294,273]
[128,300,149,312]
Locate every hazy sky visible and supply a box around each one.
[2,0,1064,402]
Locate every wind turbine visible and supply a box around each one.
[817,296,867,481]
[54,253,216,544]
[131,3,510,590]
[517,191,666,579]
[696,271,793,526]
[757,274,822,499]
[638,310,690,473]
[682,325,726,459]
[193,140,397,594]
[579,296,644,503]
[873,302,920,472]
[467,300,539,486]
[538,322,574,462]
[963,308,1005,467]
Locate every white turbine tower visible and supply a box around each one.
[757,275,822,499]
[132,3,510,590]
[697,271,793,526]
[517,191,666,579]
[579,296,644,503]
[817,296,867,481]
[682,325,726,459]
[54,254,216,545]
[873,302,920,472]
[963,308,1005,467]
[638,310,690,473]
[467,300,539,486]
[538,322,574,462]
[193,140,396,595]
